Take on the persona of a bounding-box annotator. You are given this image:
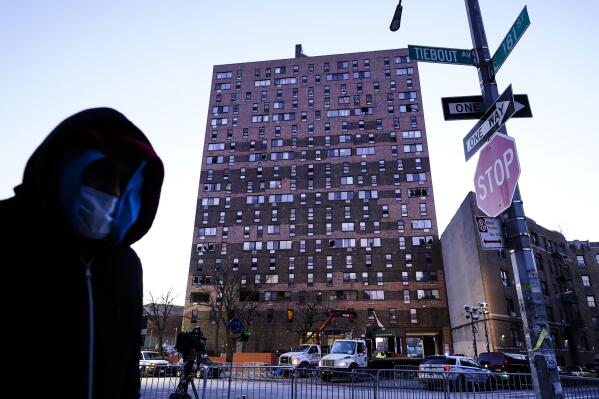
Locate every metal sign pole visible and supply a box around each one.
[464,1,562,398]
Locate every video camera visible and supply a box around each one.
[175,327,207,358]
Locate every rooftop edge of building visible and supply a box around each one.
[441,192,596,244]
[213,43,410,68]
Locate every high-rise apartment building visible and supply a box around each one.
[184,45,451,358]
[442,192,599,367]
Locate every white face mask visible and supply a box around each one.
[74,185,119,239]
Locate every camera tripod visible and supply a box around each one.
[169,357,200,399]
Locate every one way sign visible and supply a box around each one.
[463,85,515,161]
[442,94,532,121]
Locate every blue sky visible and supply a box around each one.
[2,1,598,305]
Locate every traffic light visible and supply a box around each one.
[287,309,295,322]
[240,331,251,342]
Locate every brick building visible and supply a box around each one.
[183,45,451,358]
[441,192,599,367]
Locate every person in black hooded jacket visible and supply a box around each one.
[0,108,164,399]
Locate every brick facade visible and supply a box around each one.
[184,46,450,359]
[442,192,599,367]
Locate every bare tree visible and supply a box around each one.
[286,303,326,346]
[200,267,263,361]
[144,288,177,356]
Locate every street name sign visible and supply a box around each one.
[408,45,474,66]
[475,216,506,250]
[474,134,521,217]
[491,6,530,75]
[463,85,515,161]
[442,94,532,121]
[229,318,244,334]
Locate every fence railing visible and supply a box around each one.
[140,364,599,399]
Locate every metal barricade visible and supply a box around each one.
[140,364,599,399]
[561,375,599,399]
[140,364,183,399]
[202,365,377,399]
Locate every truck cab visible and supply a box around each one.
[278,344,322,368]
[319,339,368,374]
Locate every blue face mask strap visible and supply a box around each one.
[110,161,146,243]
[59,149,106,232]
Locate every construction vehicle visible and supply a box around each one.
[304,309,357,345]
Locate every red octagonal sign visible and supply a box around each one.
[474,133,521,217]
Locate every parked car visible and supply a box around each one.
[479,352,531,388]
[561,366,597,378]
[139,351,178,377]
[558,366,572,376]
[418,355,491,391]
[195,357,223,379]
[479,352,530,373]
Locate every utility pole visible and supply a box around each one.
[478,301,490,353]
[391,1,563,397]
[463,304,480,359]
[470,319,478,359]
[464,1,562,397]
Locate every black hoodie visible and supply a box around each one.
[0,108,164,399]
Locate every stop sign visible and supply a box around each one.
[474,133,521,217]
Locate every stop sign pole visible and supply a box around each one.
[465,1,562,398]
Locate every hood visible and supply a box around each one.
[14,107,164,246]
[281,351,308,357]
[143,359,169,366]
[322,353,353,361]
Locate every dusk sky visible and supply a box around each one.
[2,1,597,305]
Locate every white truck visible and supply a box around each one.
[318,339,368,380]
[278,344,322,369]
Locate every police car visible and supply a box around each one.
[418,355,491,390]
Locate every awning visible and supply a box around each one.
[365,327,404,338]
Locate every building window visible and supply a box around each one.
[410,309,417,324]
[346,255,353,269]
[587,295,596,308]
[397,220,404,233]
[342,222,355,232]
[582,275,591,287]
[399,237,406,250]
[577,255,586,267]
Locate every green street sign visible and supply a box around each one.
[491,6,530,75]
[408,45,474,66]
